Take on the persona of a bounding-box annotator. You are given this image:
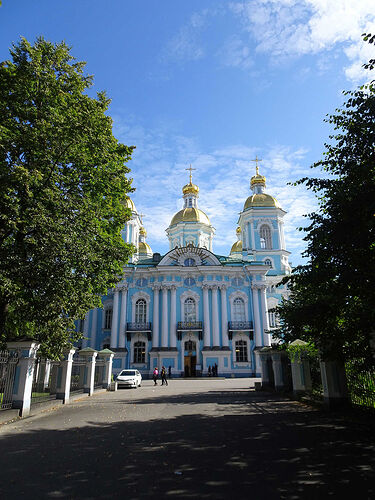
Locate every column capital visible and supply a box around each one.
[219,283,228,291]
[151,283,161,291]
[251,282,267,291]
[117,283,128,292]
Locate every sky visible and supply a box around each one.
[1,0,374,265]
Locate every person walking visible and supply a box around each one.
[153,367,159,385]
[161,366,168,386]
[168,366,172,379]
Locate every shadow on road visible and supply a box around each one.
[0,390,373,499]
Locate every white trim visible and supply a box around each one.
[130,334,148,365]
[180,332,200,370]
[131,291,151,322]
[180,289,200,321]
[232,332,251,367]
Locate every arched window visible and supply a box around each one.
[260,225,272,249]
[104,308,112,330]
[264,258,272,267]
[233,297,245,322]
[184,297,196,322]
[135,299,147,323]
[134,341,146,363]
[184,258,195,267]
[235,340,248,362]
[184,340,196,351]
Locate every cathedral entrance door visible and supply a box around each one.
[184,339,197,377]
[184,355,196,377]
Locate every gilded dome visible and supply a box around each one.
[123,196,136,212]
[170,207,210,226]
[236,226,241,234]
[139,226,147,237]
[182,182,199,196]
[250,173,266,187]
[138,241,152,254]
[244,193,281,210]
[230,240,242,254]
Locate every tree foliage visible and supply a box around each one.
[275,35,375,364]
[0,37,134,357]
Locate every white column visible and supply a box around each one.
[110,289,120,349]
[90,308,98,349]
[170,285,177,348]
[220,285,229,347]
[250,221,255,250]
[260,285,271,347]
[82,311,90,348]
[118,286,128,348]
[212,286,220,347]
[251,285,262,346]
[203,285,211,348]
[152,286,160,348]
[161,287,169,348]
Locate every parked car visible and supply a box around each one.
[116,369,142,388]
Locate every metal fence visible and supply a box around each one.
[31,359,59,404]
[94,360,105,389]
[70,356,86,394]
[346,360,375,410]
[0,350,18,410]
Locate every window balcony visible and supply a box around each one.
[177,321,203,331]
[126,322,152,332]
[228,321,254,331]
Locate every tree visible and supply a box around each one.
[0,37,134,357]
[275,35,375,365]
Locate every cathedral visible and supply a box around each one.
[80,161,291,377]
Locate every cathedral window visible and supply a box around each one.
[135,299,147,323]
[264,258,272,267]
[184,258,195,267]
[184,340,196,352]
[104,308,112,330]
[235,340,248,362]
[260,225,272,249]
[184,277,196,286]
[233,297,246,322]
[184,297,196,322]
[268,311,277,328]
[134,341,146,363]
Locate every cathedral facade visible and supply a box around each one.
[80,164,291,377]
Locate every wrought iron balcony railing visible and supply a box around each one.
[228,321,254,331]
[177,321,203,331]
[126,322,152,332]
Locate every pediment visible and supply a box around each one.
[158,245,221,267]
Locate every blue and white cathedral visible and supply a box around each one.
[80,162,291,377]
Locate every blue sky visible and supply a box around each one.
[1,1,374,265]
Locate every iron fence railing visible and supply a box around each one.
[127,322,152,332]
[228,321,253,331]
[346,360,375,409]
[177,321,203,330]
[0,350,19,410]
[31,359,59,404]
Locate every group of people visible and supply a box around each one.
[208,364,218,377]
[152,365,170,386]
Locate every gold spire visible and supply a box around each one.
[250,156,266,187]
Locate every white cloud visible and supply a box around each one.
[230,0,375,82]
[219,36,254,69]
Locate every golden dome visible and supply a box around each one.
[236,226,241,234]
[139,226,147,237]
[250,173,266,187]
[244,193,281,210]
[170,207,210,226]
[182,182,199,196]
[123,196,136,212]
[138,241,152,254]
[230,240,242,254]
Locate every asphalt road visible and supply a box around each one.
[0,378,373,499]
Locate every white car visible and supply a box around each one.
[116,369,142,388]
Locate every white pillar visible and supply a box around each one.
[56,349,76,403]
[212,286,220,347]
[118,285,128,348]
[251,284,262,346]
[170,285,177,348]
[161,287,169,348]
[110,289,120,349]
[90,308,98,349]
[82,311,90,348]
[220,285,229,347]
[260,285,271,347]
[152,285,160,348]
[250,221,255,250]
[203,285,211,348]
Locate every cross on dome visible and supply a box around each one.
[185,164,196,184]
[251,156,263,175]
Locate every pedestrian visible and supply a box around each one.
[153,367,159,385]
[214,363,218,377]
[208,365,211,377]
[161,366,168,386]
[168,365,172,379]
